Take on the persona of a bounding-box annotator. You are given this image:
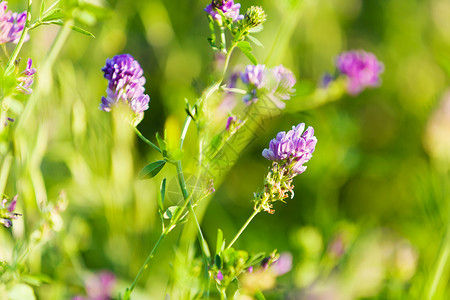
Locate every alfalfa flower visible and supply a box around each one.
[1,195,21,228]
[241,64,296,108]
[100,54,150,126]
[255,123,316,213]
[204,0,244,23]
[0,1,27,45]
[16,58,36,94]
[336,50,384,95]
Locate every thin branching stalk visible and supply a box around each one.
[4,0,32,76]
[134,127,161,153]
[227,206,261,249]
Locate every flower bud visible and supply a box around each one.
[244,6,266,28]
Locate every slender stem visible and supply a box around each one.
[221,44,236,81]
[220,26,227,53]
[180,114,192,149]
[1,44,8,57]
[4,0,32,76]
[227,207,261,249]
[17,20,74,130]
[134,127,161,153]
[427,227,450,300]
[129,231,168,293]
[0,152,12,196]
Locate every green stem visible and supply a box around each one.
[17,20,74,131]
[227,207,261,249]
[220,26,227,53]
[0,152,12,197]
[4,0,32,77]
[129,231,168,293]
[221,44,236,81]
[134,127,161,153]
[427,229,450,300]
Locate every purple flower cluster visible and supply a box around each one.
[336,50,384,95]
[1,195,20,228]
[262,123,317,175]
[100,54,150,124]
[204,0,244,22]
[17,58,36,94]
[241,64,296,108]
[0,1,27,45]
[241,64,266,88]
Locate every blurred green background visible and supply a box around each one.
[2,0,450,298]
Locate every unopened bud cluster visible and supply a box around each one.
[243,6,266,28]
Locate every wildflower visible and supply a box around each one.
[1,195,21,228]
[241,64,296,108]
[0,1,27,45]
[17,58,36,94]
[216,270,224,281]
[336,50,384,95]
[262,123,316,174]
[271,252,292,276]
[243,6,266,28]
[271,65,296,101]
[100,54,150,126]
[225,115,243,133]
[73,271,116,300]
[255,123,316,213]
[204,0,244,23]
[241,64,266,88]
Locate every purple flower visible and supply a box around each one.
[336,50,384,95]
[321,73,333,88]
[76,271,116,300]
[271,252,292,276]
[1,195,20,228]
[204,0,244,22]
[241,64,296,108]
[0,1,27,45]
[100,54,150,124]
[241,64,266,88]
[216,270,224,281]
[225,115,243,132]
[272,65,296,100]
[262,123,317,175]
[17,58,36,94]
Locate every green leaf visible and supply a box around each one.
[40,0,45,17]
[69,25,95,37]
[247,35,264,48]
[8,284,36,300]
[215,254,222,269]
[40,8,64,22]
[237,41,258,65]
[157,178,166,212]
[21,274,51,286]
[138,160,166,179]
[156,132,168,156]
[242,50,258,65]
[163,206,182,219]
[216,229,224,255]
[122,288,131,300]
[248,25,263,33]
[168,149,183,161]
[237,41,253,53]
[255,290,266,300]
